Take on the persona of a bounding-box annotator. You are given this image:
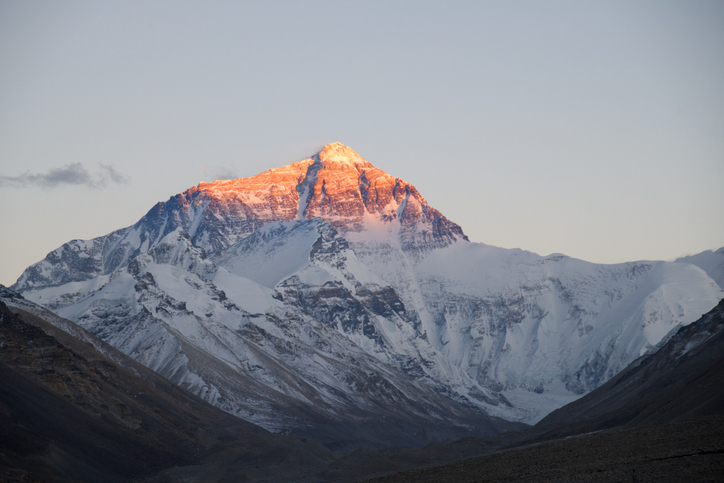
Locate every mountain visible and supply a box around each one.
[11,220,520,451]
[11,143,722,444]
[13,143,463,292]
[0,286,335,482]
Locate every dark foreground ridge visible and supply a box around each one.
[358,415,724,483]
[0,288,335,482]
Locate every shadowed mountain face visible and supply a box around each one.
[0,288,336,483]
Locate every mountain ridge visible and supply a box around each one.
[10,143,722,443]
[13,143,464,292]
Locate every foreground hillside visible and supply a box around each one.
[360,415,724,483]
[0,288,334,482]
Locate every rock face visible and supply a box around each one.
[11,143,723,439]
[13,144,464,293]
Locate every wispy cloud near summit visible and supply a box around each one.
[202,165,240,182]
[0,163,129,189]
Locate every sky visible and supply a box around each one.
[1,0,723,287]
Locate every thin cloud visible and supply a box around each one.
[203,166,240,181]
[0,163,129,189]
[99,163,130,185]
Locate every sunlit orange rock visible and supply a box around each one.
[139,143,466,258]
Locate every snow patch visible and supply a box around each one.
[213,268,275,314]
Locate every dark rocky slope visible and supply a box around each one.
[0,289,334,482]
[357,415,724,483]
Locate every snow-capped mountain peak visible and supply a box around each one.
[11,144,722,440]
[316,141,372,169]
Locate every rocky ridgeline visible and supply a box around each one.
[14,143,464,292]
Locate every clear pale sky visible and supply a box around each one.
[1,0,723,287]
